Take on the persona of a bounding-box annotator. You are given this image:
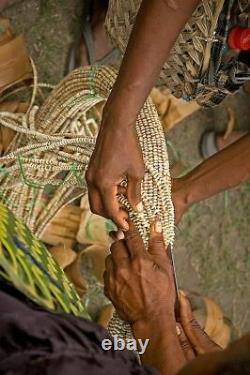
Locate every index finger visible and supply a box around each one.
[110,240,130,265]
[124,220,146,257]
[100,187,129,231]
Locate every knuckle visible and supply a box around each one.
[89,204,100,215]
[86,170,110,190]
[116,266,127,279]
[148,242,165,256]
[110,241,118,254]
[132,254,146,268]
[105,254,112,269]
[110,241,123,257]
[191,318,200,329]
[151,237,165,248]
[182,342,191,351]
[132,171,144,181]
[126,229,139,242]
[99,177,112,191]
[85,169,95,184]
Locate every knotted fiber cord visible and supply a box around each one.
[0,65,174,341]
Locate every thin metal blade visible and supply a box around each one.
[168,243,180,320]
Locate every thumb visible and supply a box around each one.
[176,324,195,361]
[148,220,167,257]
[127,176,143,212]
[179,291,221,354]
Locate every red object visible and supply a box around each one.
[228,27,250,50]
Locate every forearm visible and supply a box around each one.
[133,316,186,375]
[174,133,250,207]
[105,0,201,123]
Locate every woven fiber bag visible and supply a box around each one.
[0,65,174,341]
[105,0,250,107]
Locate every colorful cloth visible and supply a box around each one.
[0,203,88,318]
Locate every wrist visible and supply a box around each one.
[102,102,137,130]
[172,176,194,208]
[104,85,142,126]
[132,312,186,374]
[132,311,176,341]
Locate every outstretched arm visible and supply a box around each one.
[106,0,201,120]
[86,0,201,231]
[172,133,250,223]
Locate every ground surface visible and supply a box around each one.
[3,0,250,338]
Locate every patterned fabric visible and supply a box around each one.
[0,203,88,318]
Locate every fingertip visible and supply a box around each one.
[109,230,125,241]
[120,220,129,232]
[179,290,187,307]
[150,219,163,238]
[152,217,162,232]
[136,201,143,213]
[124,219,137,237]
[110,209,129,232]
[155,220,162,233]
[179,290,187,300]
[179,291,193,322]
[127,179,143,212]
[116,230,125,240]
[128,199,143,213]
[176,324,182,336]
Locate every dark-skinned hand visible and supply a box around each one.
[86,108,145,232]
[103,220,176,328]
[177,291,222,361]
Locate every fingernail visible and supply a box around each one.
[117,230,125,240]
[179,290,186,298]
[154,221,162,233]
[136,202,143,212]
[123,221,129,231]
[176,325,181,336]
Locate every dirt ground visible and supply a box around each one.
[2,0,250,338]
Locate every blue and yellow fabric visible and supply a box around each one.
[0,202,89,319]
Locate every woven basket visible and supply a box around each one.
[0,65,174,341]
[105,0,249,106]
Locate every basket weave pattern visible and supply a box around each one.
[105,0,224,100]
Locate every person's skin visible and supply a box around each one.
[176,291,221,357]
[108,132,250,241]
[104,220,186,375]
[104,220,221,374]
[172,133,250,224]
[86,0,201,231]
[178,334,250,375]
[105,222,250,375]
